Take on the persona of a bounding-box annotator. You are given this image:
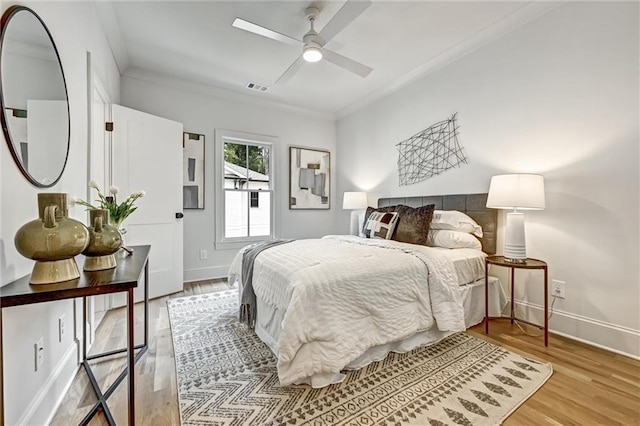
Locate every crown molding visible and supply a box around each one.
[122,67,336,122]
[93,1,130,74]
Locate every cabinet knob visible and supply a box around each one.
[175,212,184,219]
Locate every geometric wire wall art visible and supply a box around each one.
[397,113,468,185]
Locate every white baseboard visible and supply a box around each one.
[183,265,229,283]
[511,298,640,360]
[17,343,79,426]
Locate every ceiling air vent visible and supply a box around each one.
[246,82,268,92]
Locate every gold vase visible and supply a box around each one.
[83,209,122,271]
[14,193,90,284]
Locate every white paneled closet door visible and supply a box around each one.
[111,104,184,302]
[87,69,112,346]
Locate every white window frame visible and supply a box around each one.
[215,129,277,249]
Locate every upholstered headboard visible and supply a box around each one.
[378,193,497,255]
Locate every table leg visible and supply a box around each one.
[82,297,87,360]
[544,266,549,346]
[127,288,135,425]
[510,267,515,324]
[1,308,4,426]
[144,260,149,347]
[484,262,489,335]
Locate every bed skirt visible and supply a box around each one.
[254,276,507,387]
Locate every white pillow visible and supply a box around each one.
[431,210,483,237]
[427,230,482,250]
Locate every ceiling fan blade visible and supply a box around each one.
[318,0,371,44]
[276,55,306,84]
[232,18,302,46]
[323,49,372,78]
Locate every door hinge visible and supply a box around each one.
[105,122,114,132]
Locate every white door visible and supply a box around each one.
[87,70,111,345]
[89,75,110,197]
[111,104,184,301]
[27,100,68,185]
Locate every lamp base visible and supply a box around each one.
[504,211,527,262]
[349,210,359,236]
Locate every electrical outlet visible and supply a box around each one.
[34,337,44,371]
[552,279,566,299]
[199,249,207,260]
[58,314,66,342]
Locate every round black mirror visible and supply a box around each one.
[0,5,70,187]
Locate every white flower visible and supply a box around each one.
[109,185,119,195]
[138,190,146,197]
[68,197,95,209]
[88,180,100,190]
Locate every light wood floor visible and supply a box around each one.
[51,281,640,426]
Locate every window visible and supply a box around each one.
[215,129,276,245]
[250,191,259,208]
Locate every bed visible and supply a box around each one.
[228,193,506,388]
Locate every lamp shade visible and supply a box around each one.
[342,191,367,210]
[486,174,545,210]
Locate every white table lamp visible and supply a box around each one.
[486,174,545,263]
[343,191,368,235]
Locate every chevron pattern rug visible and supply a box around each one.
[167,290,552,425]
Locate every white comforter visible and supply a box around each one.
[228,235,466,386]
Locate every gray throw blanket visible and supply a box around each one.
[240,239,293,328]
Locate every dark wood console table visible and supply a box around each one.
[0,245,150,425]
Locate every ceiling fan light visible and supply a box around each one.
[303,44,323,63]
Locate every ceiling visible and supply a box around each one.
[98,1,558,117]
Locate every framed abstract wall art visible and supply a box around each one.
[289,146,330,210]
[183,132,205,209]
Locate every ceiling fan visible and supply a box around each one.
[232,0,373,84]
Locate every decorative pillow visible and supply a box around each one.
[363,205,395,234]
[427,230,482,250]
[362,211,399,240]
[360,206,397,237]
[392,204,434,246]
[362,204,435,245]
[430,210,483,237]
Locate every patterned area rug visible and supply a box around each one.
[167,290,552,425]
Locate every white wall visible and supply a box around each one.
[0,2,120,424]
[1,4,635,423]
[121,73,337,282]
[336,2,639,357]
